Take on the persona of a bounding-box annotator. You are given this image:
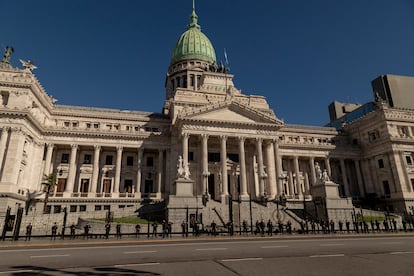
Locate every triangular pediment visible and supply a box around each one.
[178,101,283,125]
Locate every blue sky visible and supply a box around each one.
[1,0,413,126]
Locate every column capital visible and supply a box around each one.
[181,132,190,139]
[116,146,123,152]
[94,145,101,151]
[1,126,10,132]
[238,136,246,143]
[256,137,263,143]
[201,133,209,140]
[46,143,55,149]
[220,135,228,141]
[71,144,78,150]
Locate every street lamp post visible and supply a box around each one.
[260,171,268,204]
[202,171,210,207]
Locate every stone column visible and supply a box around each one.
[43,143,54,176]
[201,134,209,196]
[304,172,310,194]
[0,127,9,170]
[136,148,143,197]
[239,137,248,199]
[325,157,331,176]
[265,141,276,199]
[114,146,123,194]
[182,133,189,170]
[256,138,265,197]
[90,145,100,196]
[293,156,302,195]
[273,139,283,196]
[65,144,78,195]
[156,149,163,199]
[309,157,316,186]
[288,170,294,196]
[220,135,228,201]
[354,159,365,197]
[340,158,350,196]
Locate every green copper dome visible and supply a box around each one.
[170,6,216,65]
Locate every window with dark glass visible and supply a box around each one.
[378,159,384,168]
[105,155,113,165]
[127,156,134,166]
[83,154,92,164]
[147,156,154,167]
[61,153,69,164]
[188,151,194,161]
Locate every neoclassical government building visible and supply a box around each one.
[1,5,414,228]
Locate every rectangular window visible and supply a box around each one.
[94,123,99,129]
[61,153,69,164]
[57,178,66,193]
[378,159,384,168]
[83,154,92,164]
[208,152,220,163]
[103,179,112,194]
[406,155,413,165]
[126,156,134,166]
[44,205,51,214]
[64,122,70,127]
[72,122,78,128]
[80,179,89,193]
[383,180,391,196]
[228,153,239,163]
[79,205,87,212]
[95,205,102,211]
[147,156,154,167]
[54,205,61,213]
[124,179,133,193]
[86,123,91,128]
[411,179,414,191]
[188,152,194,161]
[103,205,111,210]
[70,205,77,212]
[105,155,113,165]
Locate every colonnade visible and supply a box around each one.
[41,143,164,199]
[180,132,370,201]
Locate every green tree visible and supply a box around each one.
[42,173,57,213]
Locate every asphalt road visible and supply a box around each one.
[0,235,413,275]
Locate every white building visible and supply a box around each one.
[0,6,413,231]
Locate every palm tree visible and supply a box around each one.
[42,173,57,213]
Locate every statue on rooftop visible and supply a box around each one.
[2,46,14,64]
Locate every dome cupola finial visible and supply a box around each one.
[188,0,200,30]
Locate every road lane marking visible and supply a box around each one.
[0,236,410,253]
[381,242,403,245]
[0,270,33,274]
[390,251,414,255]
[261,245,288,248]
[30,254,69,258]
[222,258,263,262]
[114,262,160,267]
[196,248,227,251]
[124,250,157,254]
[320,243,344,247]
[310,254,345,258]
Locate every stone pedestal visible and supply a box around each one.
[174,178,194,197]
[312,180,354,223]
[312,180,340,199]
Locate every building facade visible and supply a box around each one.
[0,6,413,230]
